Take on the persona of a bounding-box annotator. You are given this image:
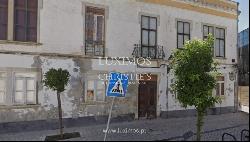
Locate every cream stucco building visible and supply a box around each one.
[0,0,239,131]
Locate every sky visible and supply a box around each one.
[235,0,249,32]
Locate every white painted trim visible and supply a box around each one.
[0,69,39,106]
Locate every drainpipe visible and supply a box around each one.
[235,2,240,113]
[166,66,169,118]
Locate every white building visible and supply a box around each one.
[0,0,239,129]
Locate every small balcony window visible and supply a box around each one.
[141,16,158,59]
[85,6,105,56]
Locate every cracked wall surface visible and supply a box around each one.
[0,54,143,123]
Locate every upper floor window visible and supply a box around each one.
[14,0,38,42]
[85,6,105,56]
[203,25,226,58]
[215,28,225,58]
[177,21,190,48]
[203,25,214,39]
[0,0,8,40]
[141,15,157,58]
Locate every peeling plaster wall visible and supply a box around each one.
[0,54,82,122]
[0,54,168,123]
[0,54,153,123]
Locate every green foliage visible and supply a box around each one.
[43,68,70,93]
[170,34,220,111]
[170,35,221,141]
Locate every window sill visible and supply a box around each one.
[220,96,226,99]
[84,55,105,58]
[0,40,42,46]
[83,101,108,105]
[177,47,185,50]
[0,104,41,109]
[214,57,227,60]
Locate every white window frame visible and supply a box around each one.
[0,72,7,105]
[13,72,37,105]
[95,80,106,102]
[215,76,225,97]
[85,79,106,103]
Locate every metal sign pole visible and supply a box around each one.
[104,97,115,141]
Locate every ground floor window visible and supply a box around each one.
[85,77,106,102]
[0,72,7,104]
[0,70,38,106]
[14,73,37,105]
[216,76,225,96]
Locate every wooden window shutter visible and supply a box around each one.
[14,0,37,42]
[27,0,38,42]
[96,15,104,42]
[0,0,8,40]
[86,7,104,42]
[86,9,94,42]
[221,83,225,96]
[14,0,27,41]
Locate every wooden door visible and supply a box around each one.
[138,75,157,118]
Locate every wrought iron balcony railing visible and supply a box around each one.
[85,40,105,56]
[132,44,165,59]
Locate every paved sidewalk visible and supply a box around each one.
[0,112,248,141]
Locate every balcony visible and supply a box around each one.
[132,44,165,59]
[85,40,105,57]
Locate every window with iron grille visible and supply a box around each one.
[14,0,38,42]
[141,15,157,59]
[0,0,8,40]
[85,6,105,56]
[177,21,190,48]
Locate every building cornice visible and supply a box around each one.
[136,0,238,19]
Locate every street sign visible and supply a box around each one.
[106,72,129,97]
[104,72,129,141]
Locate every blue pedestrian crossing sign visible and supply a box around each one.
[106,72,129,97]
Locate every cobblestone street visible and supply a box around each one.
[0,112,248,141]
